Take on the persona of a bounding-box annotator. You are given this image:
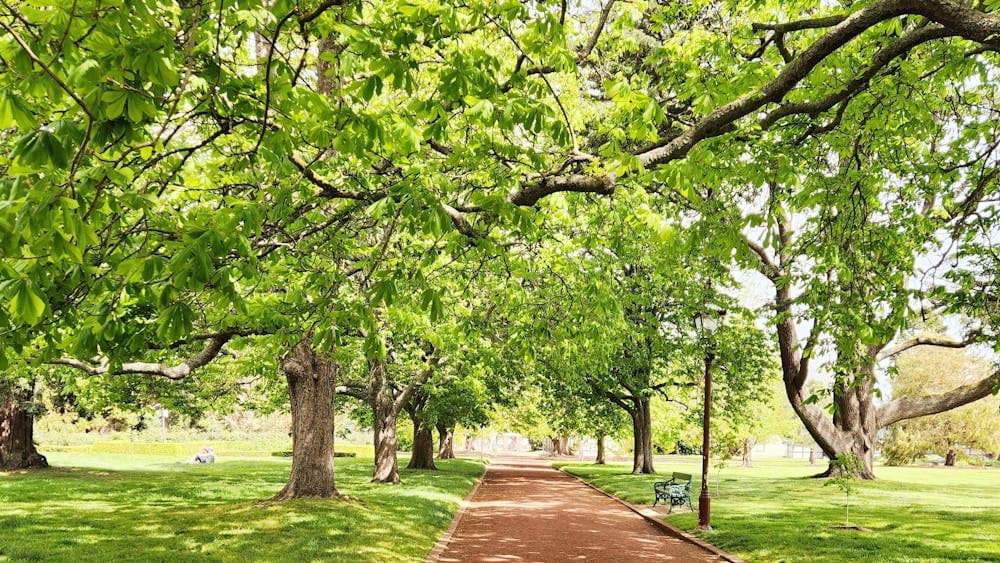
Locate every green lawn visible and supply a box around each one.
[559,456,1000,562]
[0,452,483,562]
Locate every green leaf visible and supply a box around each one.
[360,75,382,102]
[102,90,128,120]
[11,129,69,170]
[157,303,193,341]
[127,95,145,123]
[8,280,46,324]
[430,293,444,322]
[41,129,69,168]
[0,90,36,129]
[68,59,102,87]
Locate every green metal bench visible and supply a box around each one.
[653,472,693,513]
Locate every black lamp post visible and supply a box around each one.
[694,307,724,531]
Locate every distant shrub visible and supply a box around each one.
[966,456,1000,468]
[41,440,287,457]
[271,451,357,458]
[882,443,920,466]
[42,440,375,458]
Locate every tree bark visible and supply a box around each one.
[405,394,436,470]
[821,361,880,479]
[407,419,437,470]
[877,368,1000,427]
[436,422,455,459]
[0,380,47,470]
[548,435,572,455]
[368,349,439,483]
[273,340,338,500]
[945,448,956,466]
[370,359,401,484]
[631,398,655,474]
[595,433,606,464]
[768,271,880,479]
[741,439,753,468]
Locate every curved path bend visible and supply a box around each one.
[431,456,722,562]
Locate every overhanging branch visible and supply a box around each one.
[508,173,616,206]
[877,369,1000,427]
[391,349,440,416]
[503,0,1000,205]
[51,331,241,380]
[761,24,954,129]
[876,331,984,361]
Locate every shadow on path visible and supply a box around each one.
[433,456,721,562]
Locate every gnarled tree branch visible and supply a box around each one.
[51,331,240,380]
[876,332,985,361]
[877,369,1000,427]
[504,0,1000,204]
[762,24,954,129]
[509,173,616,206]
[578,0,618,60]
[391,349,440,416]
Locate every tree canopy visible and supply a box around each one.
[1,0,999,482]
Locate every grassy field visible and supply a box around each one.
[0,452,483,562]
[559,456,1000,562]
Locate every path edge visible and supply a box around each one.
[425,457,490,563]
[555,465,745,563]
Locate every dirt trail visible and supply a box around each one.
[431,455,722,562]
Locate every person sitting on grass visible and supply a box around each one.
[190,447,215,464]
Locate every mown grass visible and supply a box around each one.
[559,456,1000,562]
[0,452,483,562]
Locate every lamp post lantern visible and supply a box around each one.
[693,307,724,531]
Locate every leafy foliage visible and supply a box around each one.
[2,0,1000,489]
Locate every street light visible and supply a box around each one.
[693,306,725,531]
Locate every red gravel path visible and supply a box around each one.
[431,456,722,562]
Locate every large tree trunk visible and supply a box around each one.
[370,359,400,484]
[408,419,437,470]
[372,415,399,483]
[783,343,1000,479]
[945,448,957,466]
[273,340,338,500]
[770,274,880,478]
[405,394,436,470]
[548,435,571,455]
[781,344,880,479]
[0,380,47,470]
[595,433,606,465]
[436,422,455,459]
[631,398,655,474]
[368,349,439,483]
[824,364,879,479]
[763,232,1000,479]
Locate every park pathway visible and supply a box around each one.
[430,456,723,562]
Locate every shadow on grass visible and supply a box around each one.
[0,454,484,562]
[558,457,1000,563]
